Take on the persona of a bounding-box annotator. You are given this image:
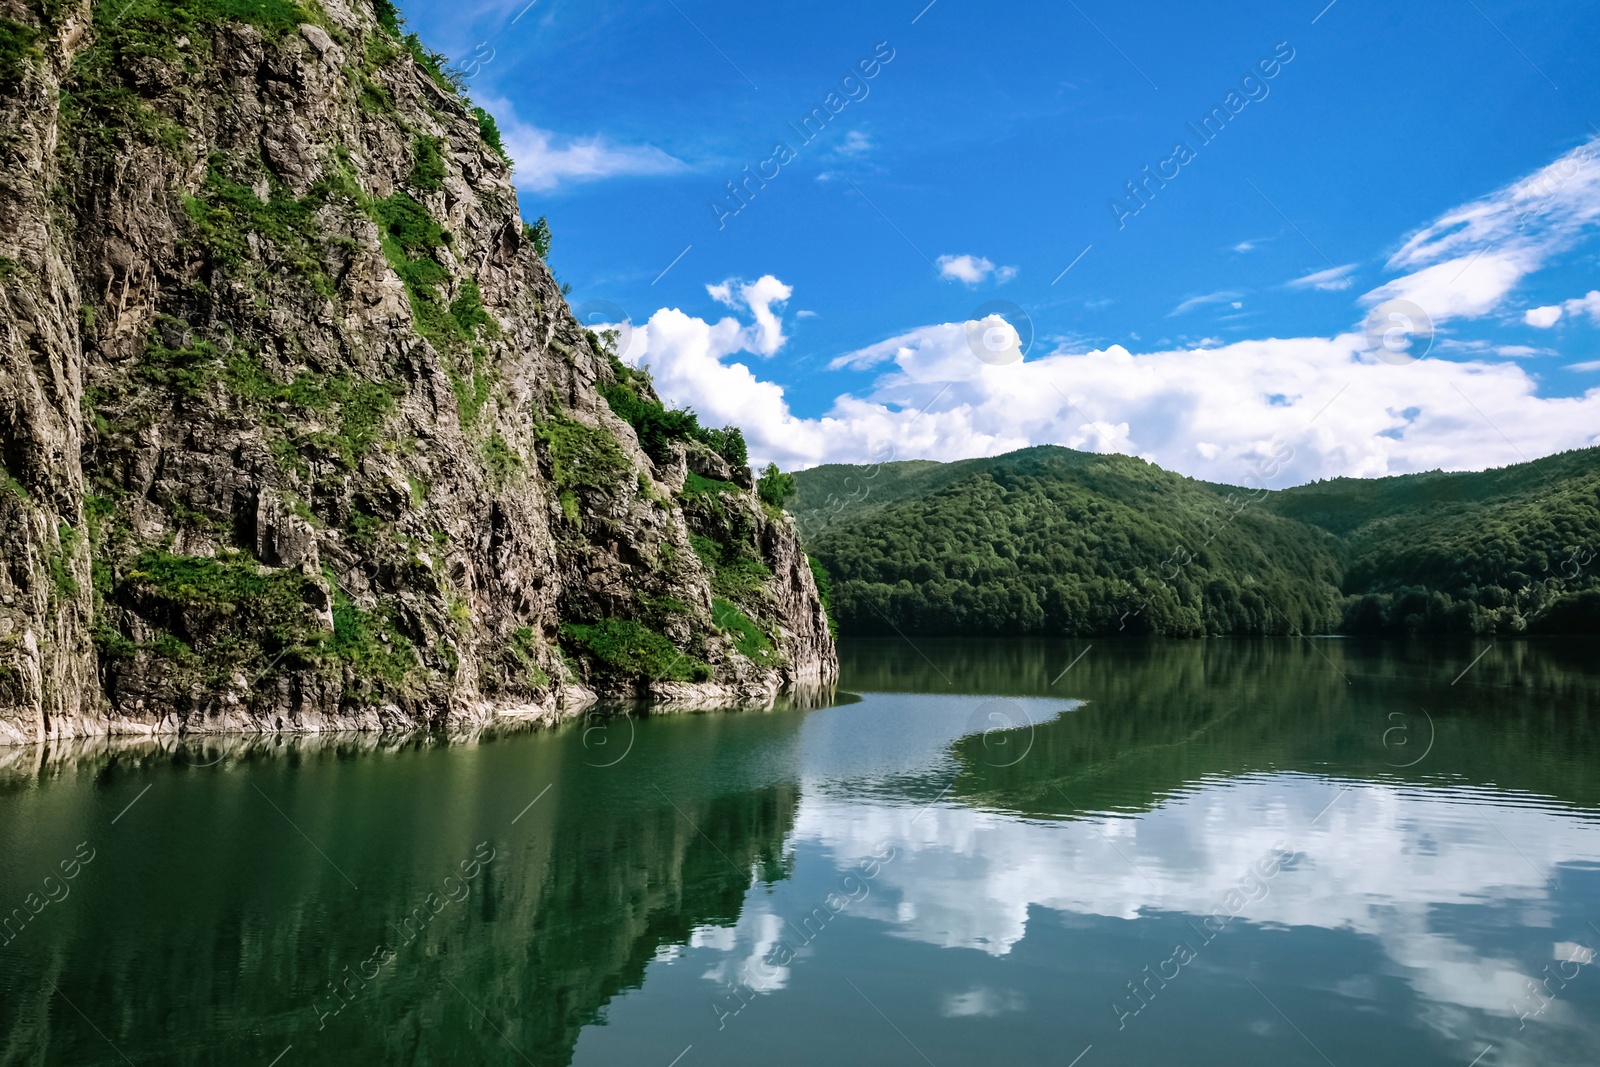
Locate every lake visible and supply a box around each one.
[3,637,1600,1065]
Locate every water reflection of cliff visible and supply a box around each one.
[835,636,1600,816]
[0,712,806,1066]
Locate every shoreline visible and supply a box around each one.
[0,676,842,757]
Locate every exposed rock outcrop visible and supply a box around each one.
[0,0,835,742]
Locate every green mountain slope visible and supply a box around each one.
[796,446,1344,637]
[795,445,1600,637]
[1266,449,1600,633]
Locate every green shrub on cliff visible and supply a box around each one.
[192,0,308,31]
[524,216,552,259]
[61,0,306,162]
[328,588,417,689]
[117,550,323,678]
[757,463,796,511]
[373,0,403,35]
[599,354,749,470]
[533,414,630,501]
[712,598,777,664]
[681,471,740,502]
[375,190,448,255]
[49,525,80,599]
[0,464,27,500]
[408,135,447,191]
[213,353,401,470]
[365,0,512,168]
[107,550,418,693]
[808,557,838,639]
[690,534,772,599]
[182,162,335,297]
[374,192,493,352]
[559,619,710,682]
[447,346,495,429]
[506,626,551,689]
[138,336,223,402]
[472,107,512,168]
[483,433,523,486]
[0,17,41,86]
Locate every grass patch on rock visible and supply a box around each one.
[712,598,777,664]
[507,626,550,689]
[0,17,42,86]
[374,193,492,353]
[182,161,336,298]
[690,534,772,599]
[99,550,418,698]
[532,413,630,518]
[559,619,710,683]
[408,135,447,192]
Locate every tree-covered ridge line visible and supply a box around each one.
[793,445,1600,637]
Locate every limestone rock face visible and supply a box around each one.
[0,0,835,742]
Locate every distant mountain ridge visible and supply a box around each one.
[793,445,1600,636]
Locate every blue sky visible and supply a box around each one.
[400,0,1600,481]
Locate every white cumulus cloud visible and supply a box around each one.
[1526,304,1565,328]
[936,254,1017,286]
[1525,290,1600,329]
[707,276,792,357]
[621,274,1600,479]
[1571,290,1600,322]
[614,140,1600,481]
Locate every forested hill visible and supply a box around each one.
[793,445,1600,637]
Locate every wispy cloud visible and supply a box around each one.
[1363,249,1533,321]
[1286,264,1357,291]
[838,130,874,157]
[1367,137,1600,323]
[478,95,687,192]
[1169,291,1243,316]
[816,130,879,182]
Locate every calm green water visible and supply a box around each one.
[3,637,1600,1066]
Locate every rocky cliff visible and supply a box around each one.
[0,0,836,743]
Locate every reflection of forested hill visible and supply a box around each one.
[795,445,1600,636]
[0,714,803,1066]
[837,636,1600,818]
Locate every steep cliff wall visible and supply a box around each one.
[0,0,835,742]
